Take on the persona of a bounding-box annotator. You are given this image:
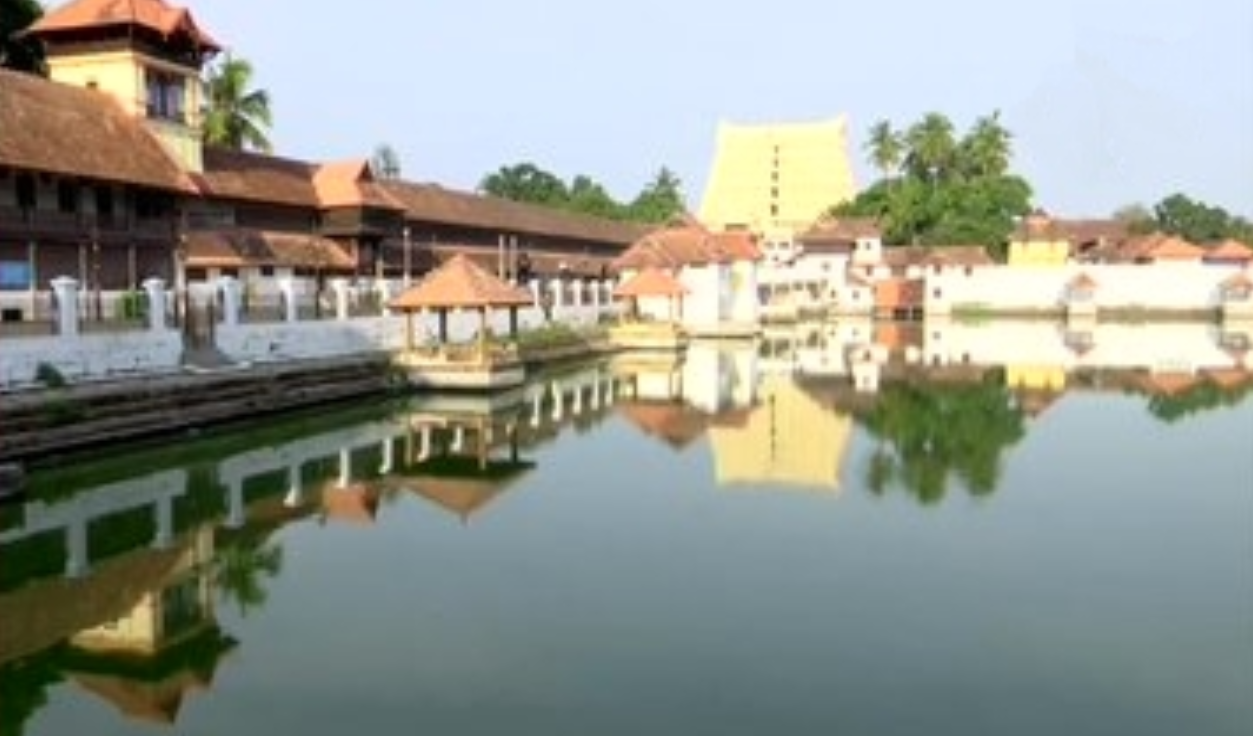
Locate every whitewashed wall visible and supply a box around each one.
[925,263,1252,315]
[919,319,1248,372]
[0,330,182,387]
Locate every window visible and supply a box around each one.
[57,180,79,214]
[15,174,35,209]
[260,265,275,277]
[769,203,779,217]
[145,68,186,122]
[932,288,942,299]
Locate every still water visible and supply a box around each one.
[3,321,1252,736]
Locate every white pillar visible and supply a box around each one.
[551,380,564,420]
[380,438,395,474]
[331,278,351,321]
[142,277,167,331]
[531,386,543,428]
[529,279,542,309]
[65,519,88,578]
[278,277,298,322]
[452,426,465,453]
[572,382,584,415]
[590,371,602,410]
[550,280,565,310]
[591,279,602,311]
[419,425,432,461]
[606,375,617,406]
[284,463,303,508]
[217,275,241,327]
[50,276,80,336]
[226,477,245,529]
[377,280,395,316]
[338,447,352,487]
[152,494,174,549]
[571,280,584,308]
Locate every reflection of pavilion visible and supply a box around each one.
[389,393,537,523]
[707,375,853,492]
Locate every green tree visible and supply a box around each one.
[959,110,1012,179]
[1150,193,1252,243]
[371,143,401,179]
[0,0,44,75]
[568,175,622,219]
[832,111,1032,249]
[203,54,273,153]
[903,112,958,181]
[215,534,284,617]
[628,167,686,223]
[1113,202,1156,235]
[479,162,569,205]
[856,372,1027,503]
[865,119,905,183]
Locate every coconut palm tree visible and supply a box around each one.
[960,110,1012,179]
[203,54,273,153]
[865,119,905,184]
[903,112,957,182]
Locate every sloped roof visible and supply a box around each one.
[389,254,533,310]
[0,69,194,192]
[616,401,709,450]
[799,217,882,245]
[1069,272,1099,290]
[29,0,221,52]
[920,246,995,267]
[313,160,404,210]
[195,147,318,207]
[613,268,688,298]
[381,180,646,244]
[320,484,379,525]
[612,224,760,271]
[1205,239,1253,261]
[184,228,355,270]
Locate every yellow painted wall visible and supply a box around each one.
[1007,239,1069,267]
[699,117,857,235]
[48,50,205,172]
[1005,364,1067,391]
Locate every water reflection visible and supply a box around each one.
[1,320,1251,733]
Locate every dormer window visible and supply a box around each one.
[145,68,186,123]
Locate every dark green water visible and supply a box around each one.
[2,348,1251,736]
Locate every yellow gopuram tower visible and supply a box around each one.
[698,117,858,235]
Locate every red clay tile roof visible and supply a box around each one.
[613,268,688,298]
[321,484,379,525]
[921,246,994,266]
[195,147,319,207]
[612,224,759,271]
[30,0,220,52]
[389,254,533,310]
[0,69,195,192]
[313,160,404,210]
[184,228,355,270]
[616,401,709,449]
[799,217,882,245]
[1205,239,1253,261]
[382,180,646,245]
[1069,272,1099,290]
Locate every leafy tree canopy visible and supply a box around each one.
[371,143,402,179]
[0,0,45,75]
[831,111,1032,253]
[202,54,273,153]
[480,163,686,224]
[1115,193,1253,244]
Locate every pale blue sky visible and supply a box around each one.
[185,0,1252,217]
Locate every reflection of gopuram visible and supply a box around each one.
[707,375,852,493]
